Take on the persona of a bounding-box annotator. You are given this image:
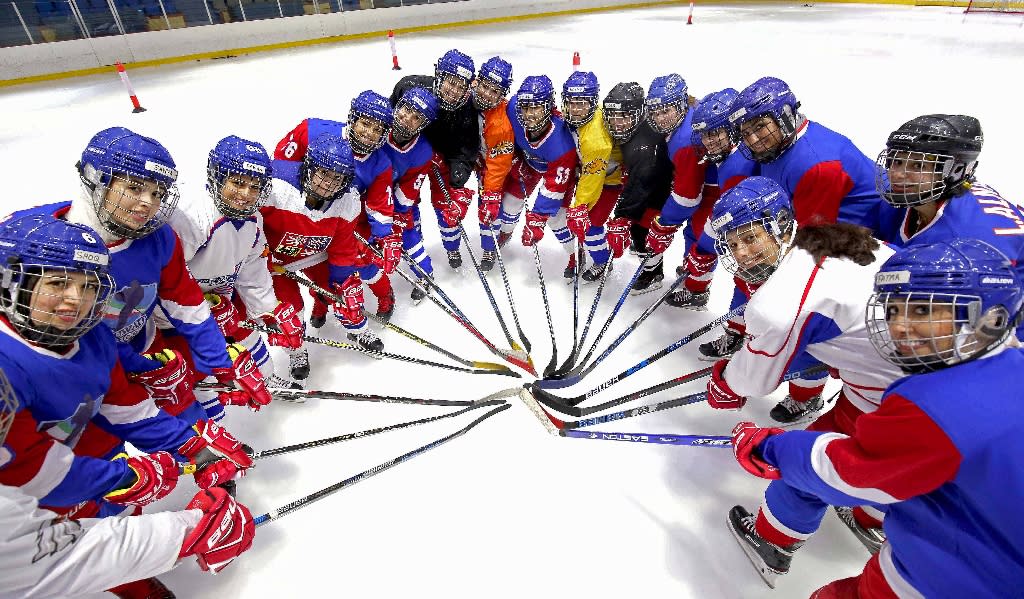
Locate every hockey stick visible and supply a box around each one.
[487,226,532,353]
[529,365,713,417]
[562,240,584,371]
[532,244,559,378]
[196,382,522,406]
[520,364,832,434]
[252,402,511,527]
[354,232,536,375]
[543,255,650,382]
[554,255,612,375]
[428,163,526,356]
[531,305,747,413]
[239,321,519,377]
[249,399,507,461]
[270,265,516,375]
[559,429,732,447]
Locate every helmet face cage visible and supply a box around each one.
[0,262,115,349]
[604,106,643,143]
[645,99,686,135]
[865,291,1011,373]
[207,160,271,219]
[392,99,431,141]
[736,111,794,163]
[347,109,390,154]
[434,71,472,111]
[517,98,553,134]
[80,165,179,240]
[695,124,737,164]
[875,148,958,207]
[300,161,352,210]
[472,76,508,112]
[713,214,793,284]
[562,94,598,128]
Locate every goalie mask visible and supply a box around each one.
[207,135,273,219]
[711,176,795,284]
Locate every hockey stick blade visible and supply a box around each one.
[559,429,732,447]
[252,402,511,527]
[517,385,563,436]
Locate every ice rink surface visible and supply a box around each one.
[2,2,1023,597]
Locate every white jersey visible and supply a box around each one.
[726,245,904,413]
[168,195,278,318]
[0,484,200,599]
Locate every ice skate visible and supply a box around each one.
[447,249,462,269]
[376,290,395,323]
[698,329,744,361]
[411,277,430,305]
[288,347,310,380]
[348,330,384,353]
[834,507,886,555]
[728,506,802,589]
[480,250,498,272]
[581,261,611,283]
[770,393,825,426]
[630,263,664,295]
[666,288,709,311]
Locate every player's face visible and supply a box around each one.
[472,78,505,110]
[605,111,637,137]
[219,172,266,213]
[649,104,683,133]
[564,98,595,124]
[884,299,956,358]
[351,116,387,153]
[519,102,551,132]
[307,166,347,199]
[436,74,469,107]
[395,104,428,137]
[102,175,166,231]
[28,270,100,331]
[724,222,782,275]
[702,127,733,157]
[885,150,943,196]
[739,115,784,157]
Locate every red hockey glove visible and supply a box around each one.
[213,343,272,411]
[521,211,549,247]
[180,487,256,574]
[393,209,415,232]
[331,274,366,327]
[731,421,784,480]
[129,349,197,410]
[707,359,747,410]
[204,293,240,339]
[441,187,474,227]
[260,301,304,350]
[478,190,502,225]
[193,459,246,489]
[104,451,179,507]
[178,420,254,488]
[372,231,403,275]
[646,217,679,256]
[566,205,591,240]
[606,217,631,258]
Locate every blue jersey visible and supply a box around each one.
[13,203,229,376]
[760,120,885,232]
[382,133,434,213]
[0,319,193,507]
[506,97,579,215]
[762,347,1024,597]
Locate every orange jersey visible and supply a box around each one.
[475,99,516,194]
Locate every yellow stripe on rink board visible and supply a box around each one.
[0,0,967,87]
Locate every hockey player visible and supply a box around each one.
[502,75,579,265]
[641,74,718,309]
[0,214,253,597]
[273,92,401,327]
[600,82,674,294]
[874,114,1024,339]
[390,49,480,269]
[0,368,255,599]
[561,70,622,282]
[468,55,516,272]
[43,127,270,431]
[727,238,1024,597]
[167,136,304,389]
[263,133,387,387]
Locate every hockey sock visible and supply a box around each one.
[479,219,500,251]
[684,246,717,293]
[851,506,884,529]
[367,272,394,303]
[755,506,811,548]
[789,380,827,403]
[584,224,610,265]
[433,207,461,252]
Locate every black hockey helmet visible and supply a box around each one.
[875,114,983,207]
[602,82,645,143]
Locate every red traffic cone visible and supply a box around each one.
[388,30,401,70]
[687,1,694,24]
[115,62,146,113]
[572,51,580,71]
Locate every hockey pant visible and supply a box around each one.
[753,391,884,549]
[398,205,434,277]
[499,161,574,255]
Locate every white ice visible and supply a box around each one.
[2,3,1023,597]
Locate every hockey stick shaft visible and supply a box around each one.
[532,365,713,417]
[559,429,732,447]
[195,381,521,406]
[556,254,612,374]
[250,399,507,460]
[252,402,511,527]
[273,266,515,374]
[488,226,532,353]
[532,244,559,377]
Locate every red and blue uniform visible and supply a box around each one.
[382,132,438,277]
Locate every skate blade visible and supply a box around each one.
[727,512,782,589]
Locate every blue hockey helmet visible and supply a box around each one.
[473,56,513,111]
[516,75,556,134]
[0,212,115,349]
[645,74,688,135]
[434,49,475,111]
[561,71,600,128]
[867,238,1022,374]
[691,88,740,164]
[731,77,802,163]
[602,82,645,143]
[875,114,983,208]
[206,135,273,219]
[300,133,355,210]
[348,90,393,154]
[393,87,438,142]
[77,127,180,240]
[710,176,795,284]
